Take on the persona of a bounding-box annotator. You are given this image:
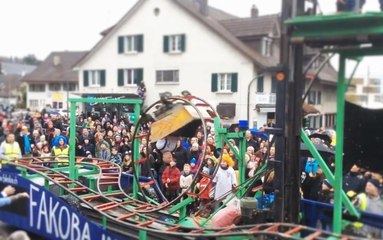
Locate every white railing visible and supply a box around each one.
[255,93,276,104]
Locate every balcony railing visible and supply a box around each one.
[255,93,276,104]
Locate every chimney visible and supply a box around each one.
[251,4,259,18]
[53,55,60,66]
[195,0,208,16]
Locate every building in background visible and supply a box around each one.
[0,61,36,109]
[73,0,337,128]
[21,51,87,111]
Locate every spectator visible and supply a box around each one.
[109,147,122,165]
[212,155,237,210]
[161,152,181,202]
[0,185,29,208]
[179,163,193,195]
[16,126,33,157]
[122,151,133,173]
[98,142,111,160]
[51,136,69,164]
[0,133,22,165]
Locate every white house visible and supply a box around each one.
[74,0,278,128]
[74,0,337,128]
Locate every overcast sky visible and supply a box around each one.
[0,0,381,78]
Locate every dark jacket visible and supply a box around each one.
[173,145,189,171]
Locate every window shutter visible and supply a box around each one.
[137,35,143,52]
[271,76,277,93]
[118,36,124,54]
[100,70,106,86]
[257,75,264,92]
[231,73,238,92]
[211,74,218,92]
[118,69,124,86]
[83,71,89,87]
[163,36,169,53]
[180,34,186,52]
[317,91,322,104]
[135,68,143,84]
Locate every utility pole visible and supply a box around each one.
[274,0,305,223]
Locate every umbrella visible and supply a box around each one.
[308,133,332,145]
[300,142,335,160]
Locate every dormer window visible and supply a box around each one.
[262,37,272,57]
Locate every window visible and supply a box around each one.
[308,91,322,105]
[257,75,264,92]
[163,34,186,53]
[118,68,143,86]
[211,73,238,93]
[29,99,39,107]
[83,70,106,87]
[262,37,272,57]
[29,84,45,92]
[49,83,61,91]
[63,83,77,91]
[118,35,143,53]
[156,70,179,83]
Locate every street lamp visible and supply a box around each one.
[247,73,264,124]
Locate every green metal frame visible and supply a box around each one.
[288,11,383,234]
[68,97,142,197]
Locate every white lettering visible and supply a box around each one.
[81,223,91,240]
[37,191,49,232]
[58,206,70,239]
[72,212,80,240]
[49,197,59,237]
[29,185,39,228]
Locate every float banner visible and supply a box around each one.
[0,171,129,240]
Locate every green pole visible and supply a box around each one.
[333,54,347,234]
[69,100,77,180]
[301,129,359,217]
[132,103,141,199]
[238,130,246,195]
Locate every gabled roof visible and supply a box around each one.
[77,0,276,69]
[22,51,87,83]
[219,14,280,38]
[99,1,237,37]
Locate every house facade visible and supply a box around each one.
[74,0,337,128]
[0,61,36,108]
[22,51,87,111]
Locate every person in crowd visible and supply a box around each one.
[173,138,189,171]
[344,164,366,193]
[188,143,201,164]
[79,137,95,157]
[16,126,33,157]
[197,167,214,217]
[212,155,237,211]
[161,152,181,202]
[0,133,22,165]
[205,157,216,175]
[122,151,134,173]
[51,136,69,164]
[109,147,122,165]
[31,142,43,157]
[179,163,193,195]
[98,142,111,160]
[245,130,259,151]
[190,158,198,175]
[0,185,29,208]
[353,178,383,238]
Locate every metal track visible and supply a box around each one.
[8,159,361,240]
